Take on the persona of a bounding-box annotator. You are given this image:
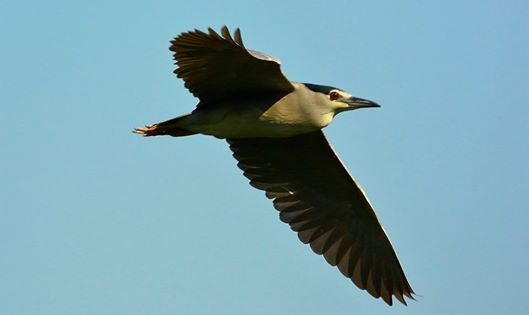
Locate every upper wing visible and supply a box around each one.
[170,26,295,104]
[227,131,414,305]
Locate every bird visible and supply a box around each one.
[134,26,414,305]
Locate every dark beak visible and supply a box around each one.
[345,96,381,109]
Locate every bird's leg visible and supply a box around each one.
[133,114,196,137]
[133,124,161,136]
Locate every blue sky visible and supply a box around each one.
[1,1,528,314]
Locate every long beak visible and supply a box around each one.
[345,96,381,109]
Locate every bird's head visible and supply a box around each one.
[303,83,381,114]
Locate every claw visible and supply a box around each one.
[133,124,159,136]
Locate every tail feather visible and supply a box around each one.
[134,113,197,137]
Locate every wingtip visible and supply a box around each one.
[220,25,236,44]
[394,291,407,305]
[234,28,245,48]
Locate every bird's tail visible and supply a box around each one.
[133,113,197,137]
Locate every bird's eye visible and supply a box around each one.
[329,91,340,101]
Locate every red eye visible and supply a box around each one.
[329,91,340,101]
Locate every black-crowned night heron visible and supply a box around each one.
[135,26,414,305]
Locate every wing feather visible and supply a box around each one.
[170,26,294,104]
[227,130,414,305]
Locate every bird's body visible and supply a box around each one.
[167,82,334,138]
[135,26,414,305]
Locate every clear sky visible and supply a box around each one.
[1,1,528,314]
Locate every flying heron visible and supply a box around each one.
[135,26,414,305]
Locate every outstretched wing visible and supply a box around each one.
[227,131,414,305]
[170,26,294,104]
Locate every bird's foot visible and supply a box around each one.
[133,124,160,136]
